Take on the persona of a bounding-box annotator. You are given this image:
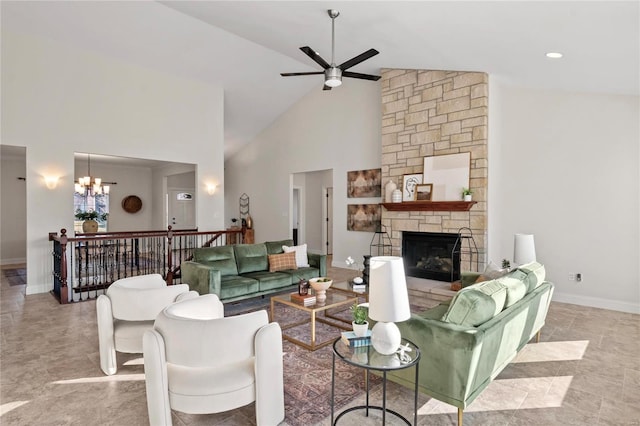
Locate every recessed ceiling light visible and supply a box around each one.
[546,52,563,59]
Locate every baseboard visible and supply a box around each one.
[25,283,51,296]
[1,258,26,266]
[553,291,640,314]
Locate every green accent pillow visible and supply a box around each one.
[441,279,507,326]
[193,246,238,276]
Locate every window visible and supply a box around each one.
[74,193,109,232]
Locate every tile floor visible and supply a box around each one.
[1,262,639,425]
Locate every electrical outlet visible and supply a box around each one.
[576,273,582,282]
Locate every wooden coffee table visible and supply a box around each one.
[270,291,358,351]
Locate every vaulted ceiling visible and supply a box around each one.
[3,1,638,161]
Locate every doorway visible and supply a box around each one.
[324,187,333,255]
[292,187,301,245]
[168,188,196,229]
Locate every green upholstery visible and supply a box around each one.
[389,267,554,416]
[441,279,507,326]
[497,270,528,307]
[192,246,238,276]
[181,240,326,303]
[234,244,268,274]
[518,261,546,292]
[265,239,294,255]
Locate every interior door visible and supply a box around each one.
[168,189,196,229]
[326,187,333,255]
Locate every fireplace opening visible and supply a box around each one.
[402,231,460,282]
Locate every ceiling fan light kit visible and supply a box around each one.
[281,9,380,90]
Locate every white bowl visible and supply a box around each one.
[309,277,333,292]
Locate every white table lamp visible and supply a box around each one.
[368,256,411,355]
[514,234,536,265]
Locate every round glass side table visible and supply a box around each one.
[331,337,420,425]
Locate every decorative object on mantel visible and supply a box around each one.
[239,193,253,229]
[384,179,397,203]
[402,174,422,201]
[121,195,142,214]
[381,200,477,212]
[391,188,402,203]
[462,187,473,202]
[423,152,471,201]
[415,184,433,201]
[347,168,382,198]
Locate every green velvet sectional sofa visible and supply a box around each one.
[389,262,554,425]
[181,239,326,302]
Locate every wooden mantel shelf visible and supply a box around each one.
[381,201,477,212]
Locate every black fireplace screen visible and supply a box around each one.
[402,231,460,282]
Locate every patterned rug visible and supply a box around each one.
[1,267,26,286]
[225,291,441,426]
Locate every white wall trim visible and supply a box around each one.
[0,258,26,266]
[553,291,640,314]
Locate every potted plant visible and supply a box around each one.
[350,303,369,337]
[75,210,107,233]
[462,187,473,202]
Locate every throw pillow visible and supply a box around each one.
[496,270,528,308]
[282,244,310,268]
[441,279,507,326]
[268,252,297,272]
[517,261,546,293]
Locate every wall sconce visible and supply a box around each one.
[206,183,217,195]
[44,176,59,189]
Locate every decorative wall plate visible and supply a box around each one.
[122,195,142,213]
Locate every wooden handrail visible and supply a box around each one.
[49,226,246,304]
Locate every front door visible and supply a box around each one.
[168,189,196,230]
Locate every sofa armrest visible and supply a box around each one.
[96,294,117,375]
[307,253,326,277]
[393,315,484,409]
[181,261,221,297]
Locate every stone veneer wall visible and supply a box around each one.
[380,69,488,267]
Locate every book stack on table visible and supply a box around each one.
[290,293,316,306]
[351,280,366,292]
[341,330,372,347]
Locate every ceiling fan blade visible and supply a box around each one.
[300,46,331,69]
[342,71,381,81]
[280,72,324,77]
[338,48,379,71]
[323,84,332,91]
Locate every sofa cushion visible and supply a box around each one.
[219,275,260,300]
[441,279,507,326]
[282,244,310,267]
[234,244,268,274]
[265,239,294,255]
[496,270,528,308]
[268,252,297,272]
[241,271,293,292]
[518,261,546,293]
[193,246,239,276]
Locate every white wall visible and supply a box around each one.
[489,82,639,313]
[1,31,225,294]
[225,80,382,267]
[0,147,27,264]
[303,169,333,254]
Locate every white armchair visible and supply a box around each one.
[143,294,285,426]
[96,274,198,375]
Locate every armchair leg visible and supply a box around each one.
[536,330,541,343]
[458,407,463,426]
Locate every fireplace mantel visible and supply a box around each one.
[381,201,477,212]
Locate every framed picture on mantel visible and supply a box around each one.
[402,174,423,202]
[414,184,433,201]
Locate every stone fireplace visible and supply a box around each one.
[379,69,488,275]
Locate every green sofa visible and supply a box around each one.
[181,239,326,302]
[388,262,553,425]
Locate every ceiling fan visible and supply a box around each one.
[280,9,381,90]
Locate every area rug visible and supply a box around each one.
[1,267,26,286]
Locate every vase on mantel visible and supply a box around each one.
[464,194,472,202]
[384,180,397,203]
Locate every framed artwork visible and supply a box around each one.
[423,152,471,201]
[347,168,382,198]
[347,204,381,232]
[402,174,423,202]
[414,184,433,201]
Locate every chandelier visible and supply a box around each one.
[75,154,110,195]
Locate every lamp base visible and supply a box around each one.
[371,321,401,355]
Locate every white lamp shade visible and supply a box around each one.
[514,234,536,265]
[368,256,411,323]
